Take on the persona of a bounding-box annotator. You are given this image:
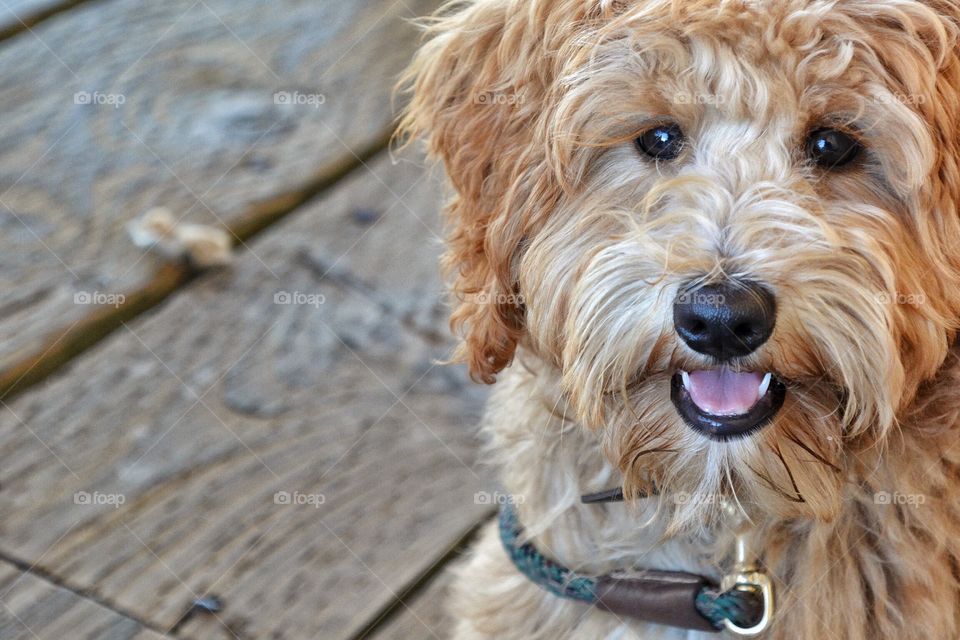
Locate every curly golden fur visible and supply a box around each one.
[401,1,960,638]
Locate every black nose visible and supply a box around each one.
[673,280,776,360]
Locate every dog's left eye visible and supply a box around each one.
[636,124,685,160]
[806,127,861,168]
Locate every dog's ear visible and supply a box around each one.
[399,1,589,383]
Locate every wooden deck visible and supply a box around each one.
[0,2,492,638]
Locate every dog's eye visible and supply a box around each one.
[636,124,685,160]
[806,128,861,168]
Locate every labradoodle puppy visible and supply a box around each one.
[401,1,960,638]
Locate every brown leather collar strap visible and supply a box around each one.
[595,571,720,632]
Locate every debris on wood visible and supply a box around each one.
[128,207,234,268]
[190,595,224,615]
[351,207,381,226]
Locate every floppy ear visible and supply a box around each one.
[399,1,600,383]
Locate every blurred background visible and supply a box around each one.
[0,1,492,638]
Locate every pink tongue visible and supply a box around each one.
[686,370,764,416]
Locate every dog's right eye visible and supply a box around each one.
[806,127,861,169]
[636,124,685,160]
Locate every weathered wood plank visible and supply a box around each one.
[0,0,441,394]
[0,151,489,639]
[364,512,493,640]
[368,569,457,640]
[0,561,168,639]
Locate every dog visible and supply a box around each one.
[400,1,960,638]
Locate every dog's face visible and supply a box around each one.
[403,0,960,527]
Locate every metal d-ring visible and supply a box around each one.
[720,502,775,636]
[720,570,774,636]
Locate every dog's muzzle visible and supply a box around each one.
[670,278,786,439]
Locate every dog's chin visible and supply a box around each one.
[607,359,851,525]
[669,369,787,441]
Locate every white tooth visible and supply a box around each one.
[681,370,691,389]
[758,372,772,397]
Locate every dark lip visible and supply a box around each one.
[670,372,786,441]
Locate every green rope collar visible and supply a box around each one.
[498,503,763,632]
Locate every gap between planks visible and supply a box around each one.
[0,0,105,42]
[349,510,495,640]
[0,129,394,403]
[0,550,173,637]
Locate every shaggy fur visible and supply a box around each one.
[400,1,960,638]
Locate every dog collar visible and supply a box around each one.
[580,487,625,503]
[499,498,773,635]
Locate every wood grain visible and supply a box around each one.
[0,0,441,393]
[0,561,167,639]
[367,569,456,640]
[0,151,490,639]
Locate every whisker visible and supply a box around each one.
[772,442,803,500]
[785,432,842,473]
[745,461,805,503]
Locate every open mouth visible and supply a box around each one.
[670,369,786,440]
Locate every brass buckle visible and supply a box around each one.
[720,502,774,636]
